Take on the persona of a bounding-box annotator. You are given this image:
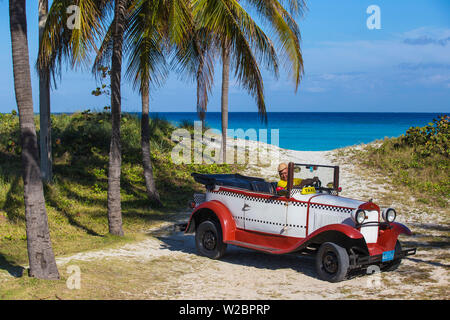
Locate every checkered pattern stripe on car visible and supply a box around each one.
[213,190,286,205]
[310,203,354,213]
[213,189,352,213]
[194,193,206,204]
[290,201,308,208]
[232,215,305,229]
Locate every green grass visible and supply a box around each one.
[0,111,241,268]
[348,115,449,209]
[0,252,209,300]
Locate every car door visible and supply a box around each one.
[206,188,246,229]
[243,194,288,235]
[284,192,309,238]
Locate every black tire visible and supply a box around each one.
[381,240,402,272]
[316,242,350,282]
[195,220,227,259]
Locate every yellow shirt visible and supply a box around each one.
[277,178,302,188]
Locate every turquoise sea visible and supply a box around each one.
[147,112,446,151]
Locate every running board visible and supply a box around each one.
[226,240,282,253]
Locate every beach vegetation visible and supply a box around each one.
[0,111,239,267]
[9,0,59,280]
[353,115,449,208]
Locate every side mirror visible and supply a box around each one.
[277,189,288,197]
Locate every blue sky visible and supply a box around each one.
[1,0,449,113]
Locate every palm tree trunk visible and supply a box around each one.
[39,0,52,183]
[220,44,230,164]
[141,82,162,206]
[107,0,126,236]
[196,38,206,132]
[196,80,206,132]
[9,0,59,280]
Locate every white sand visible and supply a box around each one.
[2,139,448,299]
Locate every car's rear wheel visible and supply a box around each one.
[195,220,227,259]
[381,240,402,272]
[316,242,349,282]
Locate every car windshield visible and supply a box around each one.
[292,163,338,191]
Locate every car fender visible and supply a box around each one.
[303,224,368,252]
[272,224,369,255]
[185,200,236,242]
[390,222,412,236]
[375,222,413,253]
[308,223,364,240]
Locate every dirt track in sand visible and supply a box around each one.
[39,144,449,300]
[40,216,447,299]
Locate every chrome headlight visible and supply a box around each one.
[382,208,396,223]
[352,209,366,224]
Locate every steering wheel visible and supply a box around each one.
[313,179,322,188]
[304,178,322,188]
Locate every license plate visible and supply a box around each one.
[301,186,316,195]
[382,250,395,262]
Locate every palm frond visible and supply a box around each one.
[123,0,193,93]
[171,27,217,120]
[195,30,216,118]
[37,0,113,84]
[243,0,305,90]
[194,0,283,122]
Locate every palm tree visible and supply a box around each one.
[195,32,215,131]
[95,0,193,206]
[10,0,59,280]
[121,0,169,206]
[128,0,193,206]
[219,41,231,163]
[193,0,306,163]
[38,0,52,183]
[39,0,189,230]
[38,1,111,79]
[107,0,127,236]
[173,27,216,131]
[38,0,124,235]
[194,29,216,132]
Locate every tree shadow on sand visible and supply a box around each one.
[0,254,24,278]
[147,220,450,282]
[146,224,318,279]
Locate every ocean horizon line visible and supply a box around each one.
[38,111,447,114]
[1,111,444,151]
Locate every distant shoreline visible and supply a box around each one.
[15,111,448,114]
[1,111,444,151]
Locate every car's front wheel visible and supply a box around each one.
[316,242,350,282]
[195,220,227,259]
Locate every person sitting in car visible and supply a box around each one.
[277,163,318,190]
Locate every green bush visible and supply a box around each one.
[0,111,20,155]
[0,111,240,209]
[354,115,449,207]
[400,115,449,158]
[0,110,243,264]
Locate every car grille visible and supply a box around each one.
[359,210,379,243]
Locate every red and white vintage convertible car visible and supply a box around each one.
[184,162,416,282]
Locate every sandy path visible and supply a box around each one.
[44,141,449,299]
[1,140,447,299]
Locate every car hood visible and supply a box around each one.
[292,193,365,210]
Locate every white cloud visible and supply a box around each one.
[303,86,326,93]
[400,27,450,40]
[302,27,450,75]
